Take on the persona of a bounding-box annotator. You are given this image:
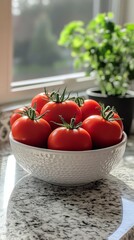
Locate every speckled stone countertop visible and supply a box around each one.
[0,136,134,240]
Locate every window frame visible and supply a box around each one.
[0,0,128,107]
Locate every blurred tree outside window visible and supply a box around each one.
[12,0,94,82]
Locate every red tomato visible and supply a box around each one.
[48,127,92,151]
[10,107,39,127]
[82,115,122,148]
[12,116,52,148]
[80,99,101,121]
[31,92,49,113]
[40,100,82,130]
[10,107,25,127]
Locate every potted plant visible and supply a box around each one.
[58,12,134,135]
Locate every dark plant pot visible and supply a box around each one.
[86,87,134,136]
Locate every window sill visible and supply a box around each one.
[0,72,95,107]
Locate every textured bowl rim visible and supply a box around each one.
[9,131,127,154]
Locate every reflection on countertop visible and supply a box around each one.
[0,135,134,240]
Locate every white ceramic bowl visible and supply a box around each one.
[9,132,127,186]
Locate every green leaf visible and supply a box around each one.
[71,35,83,49]
[125,23,134,31]
[58,21,84,46]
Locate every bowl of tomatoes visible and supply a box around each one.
[9,88,127,185]
[9,131,127,185]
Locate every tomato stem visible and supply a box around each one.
[24,107,37,120]
[100,104,121,121]
[74,96,84,107]
[44,87,50,98]
[21,106,49,121]
[52,115,82,129]
[49,88,71,103]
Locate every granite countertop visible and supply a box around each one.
[0,136,134,240]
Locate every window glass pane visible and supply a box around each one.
[12,0,94,82]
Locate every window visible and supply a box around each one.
[12,0,95,82]
[0,0,129,106]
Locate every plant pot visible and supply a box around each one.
[86,87,134,136]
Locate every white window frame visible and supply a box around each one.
[0,0,129,108]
